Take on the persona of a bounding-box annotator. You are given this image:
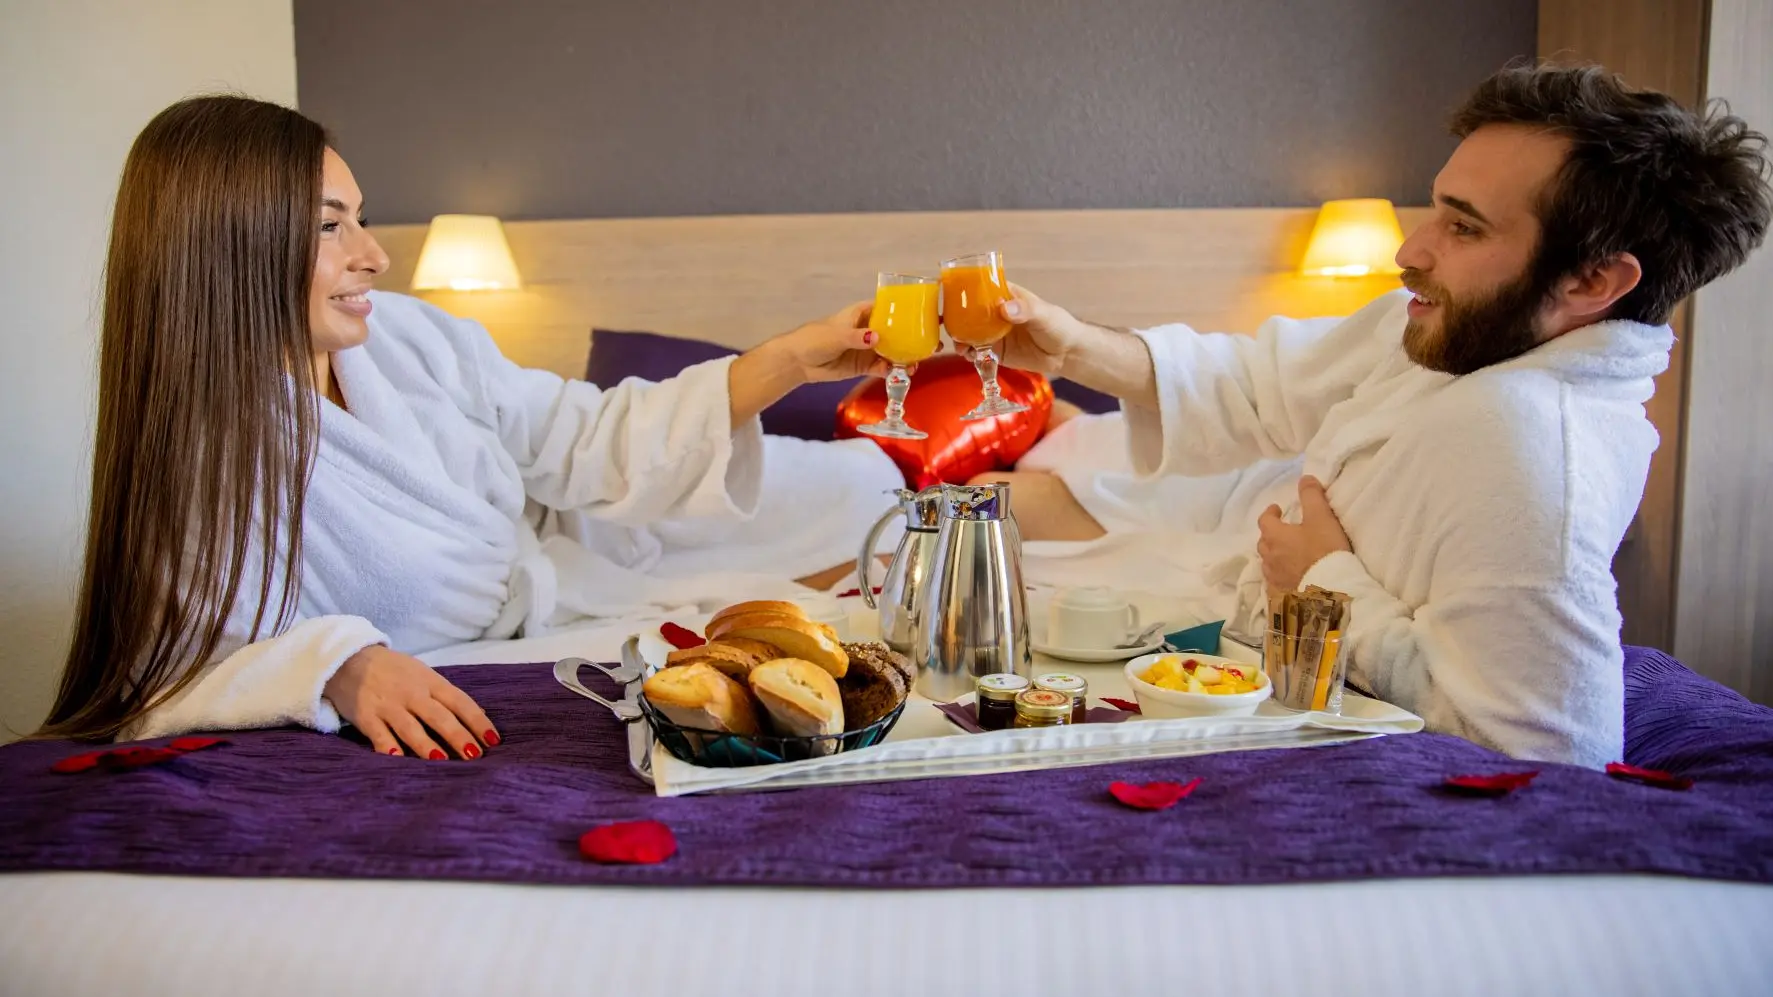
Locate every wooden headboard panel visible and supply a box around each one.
[370,207,1429,378]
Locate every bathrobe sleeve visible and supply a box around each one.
[120,613,390,742]
[1296,385,1627,769]
[1124,290,1409,478]
[458,320,765,528]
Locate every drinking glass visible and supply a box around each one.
[940,250,1029,421]
[856,273,940,440]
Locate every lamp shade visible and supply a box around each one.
[410,214,522,291]
[1299,198,1405,277]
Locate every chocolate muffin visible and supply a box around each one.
[837,641,911,730]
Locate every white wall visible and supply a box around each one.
[0,0,297,739]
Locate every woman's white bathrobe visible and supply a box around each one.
[1022,289,1670,768]
[126,292,900,740]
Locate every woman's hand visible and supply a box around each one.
[322,645,498,760]
[728,300,893,424]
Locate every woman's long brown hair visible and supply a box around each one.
[40,96,327,739]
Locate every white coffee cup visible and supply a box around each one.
[1046,587,1140,649]
[790,593,850,641]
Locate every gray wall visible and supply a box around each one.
[294,0,1535,225]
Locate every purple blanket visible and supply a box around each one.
[2,647,1769,888]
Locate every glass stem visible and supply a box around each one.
[972,347,1006,405]
[883,365,912,422]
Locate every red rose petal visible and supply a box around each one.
[1108,778,1201,810]
[97,747,184,771]
[659,622,706,650]
[50,751,105,774]
[579,820,678,864]
[1443,771,1540,796]
[167,736,229,752]
[834,587,884,599]
[1606,762,1694,791]
[1102,697,1142,714]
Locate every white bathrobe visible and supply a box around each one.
[1024,289,1670,768]
[126,292,901,740]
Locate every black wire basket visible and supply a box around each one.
[637,694,906,768]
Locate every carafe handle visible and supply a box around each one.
[856,492,910,610]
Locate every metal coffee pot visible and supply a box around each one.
[857,486,945,657]
[912,482,1030,700]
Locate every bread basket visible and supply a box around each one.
[636,694,906,767]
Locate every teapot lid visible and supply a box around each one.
[1051,586,1128,610]
[939,482,1009,521]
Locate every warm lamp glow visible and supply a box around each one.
[410,214,522,291]
[1299,198,1405,277]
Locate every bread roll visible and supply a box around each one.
[748,658,844,740]
[707,612,850,678]
[706,600,806,635]
[837,642,911,730]
[642,663,761,735]
[665,641,766,678]
[711,636,781,661]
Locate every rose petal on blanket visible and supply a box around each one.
[1102,697,1142,714]
[96,747,185,771]
[167,736,230,752]
[579,820,678,864]
[659,623,706,650]
[1606,762,1694,791]
[1442,771,1540,796]
[49,751,105,774]
[1108,778,1201,810]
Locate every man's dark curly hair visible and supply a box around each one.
[1451,63,1773,324]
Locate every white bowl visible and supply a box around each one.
[1124,652,1271,719]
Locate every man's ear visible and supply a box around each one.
[1552,252,1643,325]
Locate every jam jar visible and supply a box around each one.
[975,673,1031,731]
[1033,672,1089,725]
[1012,688,1074,728]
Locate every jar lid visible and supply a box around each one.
[1014,688,1073,719]
[977,673,1031,701]
[1033,672,1088,695]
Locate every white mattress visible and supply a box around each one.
[6,611,1769,996]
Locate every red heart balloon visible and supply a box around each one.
[835,354,1053,488]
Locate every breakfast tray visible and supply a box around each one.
[613,637,1423,797]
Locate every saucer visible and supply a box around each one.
[1031,635,1165,662]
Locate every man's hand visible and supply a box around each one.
[994,284,1081,376]
[323,645,498,760]
[1257,476,1353,594]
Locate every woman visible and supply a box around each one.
[40,95,894,759]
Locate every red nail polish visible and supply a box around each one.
[388,747,402,756]
[863,331,876,344]
[427,749,446,761]
[463,743,481,760]
[483,730,501,747]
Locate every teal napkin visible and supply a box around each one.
[1163,620,1224,654]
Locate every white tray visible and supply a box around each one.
[610,622,1423,797]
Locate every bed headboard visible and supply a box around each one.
[369,208,1429,377]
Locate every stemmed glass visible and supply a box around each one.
[856,272,940,440]
[940,250,1029,421]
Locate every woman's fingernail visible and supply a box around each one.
[863,331,876,345]
[427,749,446,761]
[484,730,501,747]
[463,743,481,760]
[388,747,402,756]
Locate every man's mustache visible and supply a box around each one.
[1399,268,1445,301]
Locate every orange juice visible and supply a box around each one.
[940,263,1012,346]
[870,282,941,365]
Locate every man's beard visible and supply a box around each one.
[1400,266,1551,375]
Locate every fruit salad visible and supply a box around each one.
[1139,655,1262,695]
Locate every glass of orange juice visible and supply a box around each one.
[857,272,940,440]
[940,251,1029,421]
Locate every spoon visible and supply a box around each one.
[1116,621,1169,649]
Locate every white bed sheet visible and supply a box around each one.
[6,607,1769,996]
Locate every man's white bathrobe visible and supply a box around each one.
[1022,289,1670,768]
[127,292,900,740]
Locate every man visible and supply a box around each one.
[990,64,1771,767]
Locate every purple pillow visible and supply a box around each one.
[584,329,860,441]
[584,328,1119,440]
